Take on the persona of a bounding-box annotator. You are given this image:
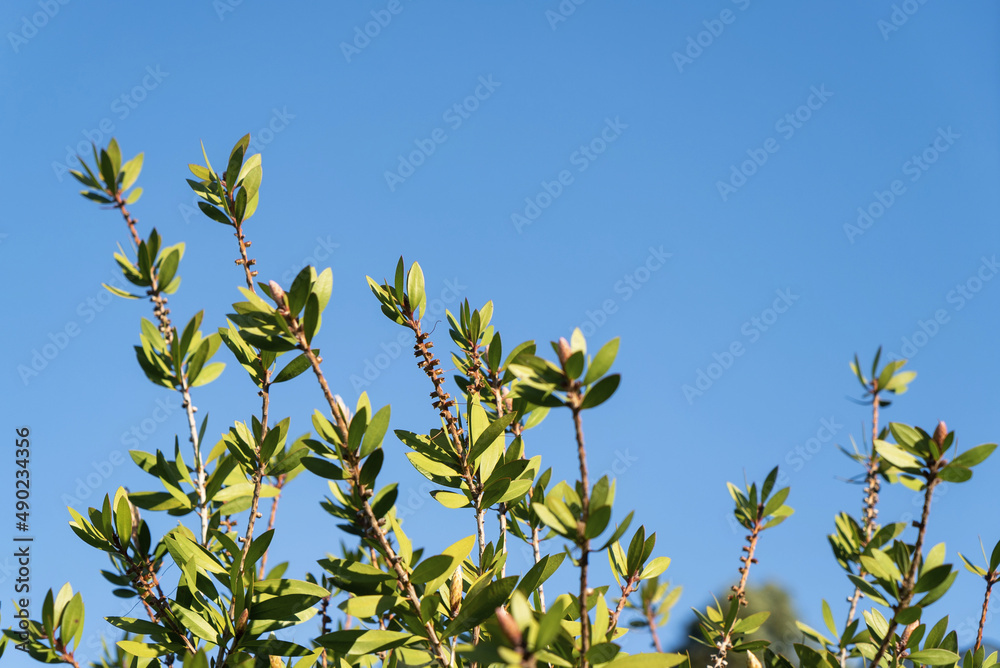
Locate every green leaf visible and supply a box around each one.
[733,611,770,634]
[272,352,314,384]
[191,362,225,387]
[606,653,689,668]
[118,640,170,658]
[313,267,334,312]
[583,338,620,385]
[938,465,972,483]
[443,576,518,638]
[950,443,996,469]
[173,603,218,642]
[198,201,231,225]
[360,405,391,458]
[640,556,671,580]
[908,649,961,666]
[121,153,144,191]
[58,593,84,649]
[469,412,517,463]
[581,373,621,409]
[874,439,921,470]
[515,553,566,600]
[300,457,345,480]
[431,490,471,509]
[303,293,320,345]
[316,629,411,656]
[406,262,426,318]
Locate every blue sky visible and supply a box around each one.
[2,1,999,664]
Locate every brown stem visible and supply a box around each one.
[868,474,940,668]
[531,526,547,613]
[840,389,883,667]
[410,320,486,558]
[712,515,763,668]
[571,405,592,668]
[112,193,173,342]
[121,550,197,656]
[295,329,451,668]
[227,371,271,641]
[975,573,996,653]
[258,474,285,579]
[181,388,209,546]
[233,219,257,291]
[113,192,142,247]
[609,574,639,632]
[498,504,508,578]
[645,600,664,653]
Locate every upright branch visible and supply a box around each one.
[410,318,486,556]
[181,386,209,546]
[840,349,917,668]
[113,193,173,342]
[532,526,547,613]
[277,285,452,668]
[975,570,997,653]
[645,601,664,653]
[867,422,947,668]
[558,337,593,668]
[707,468,792,668]
[841,387,882,666]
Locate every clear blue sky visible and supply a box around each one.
[2,1,999,665]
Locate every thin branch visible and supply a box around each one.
[532,526,547,613]
[975,573,997,653]
[868,468,941,668]
[410,320,486,558]
[711,514,763,668]
[840,386,883,668]
[258,473,285,579]
[180,387,209,546]
[645,600,664,653]
[112,194,173,342]
[292,322,451,668]
[609,574,640,632]
[572,406,592,668]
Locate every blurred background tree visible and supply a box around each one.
[673,582,801,668]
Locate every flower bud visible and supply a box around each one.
[557,337,572,364]
[495,605,522,647]
[933,421,947,447]
[235,607,249,637]
[267,280,286,306]
[449,568,463,616]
